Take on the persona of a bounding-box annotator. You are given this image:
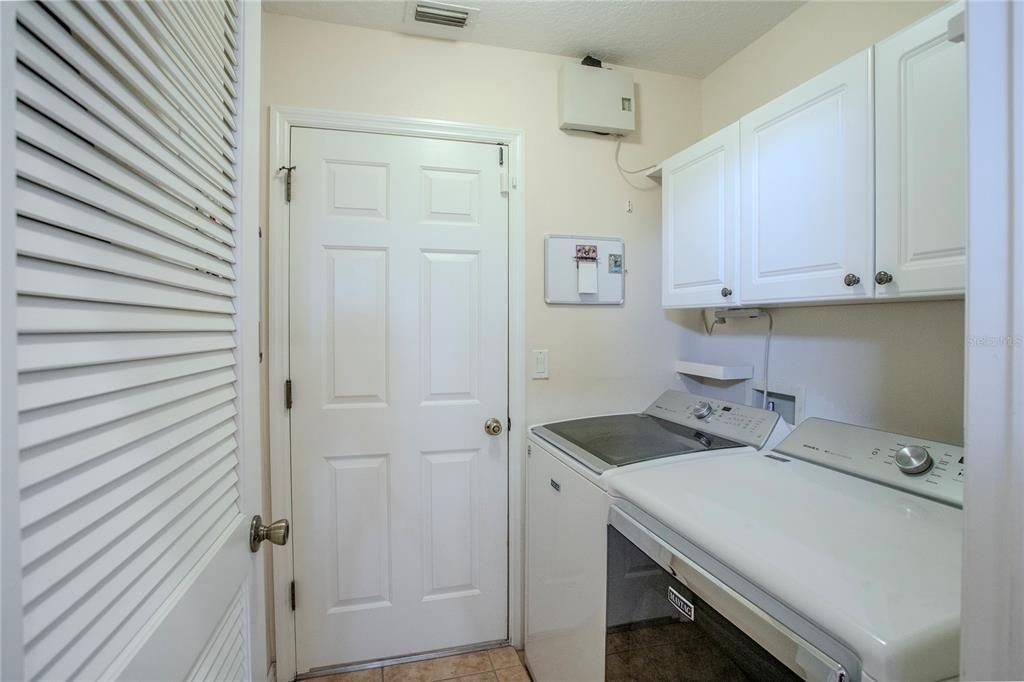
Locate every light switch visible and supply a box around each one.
[532,349,549,380]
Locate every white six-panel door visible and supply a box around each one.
[661,123,740,308]
[874,3,966,298]
[740,49,875,304]
[8,1,263,680]
[288,128,509,671]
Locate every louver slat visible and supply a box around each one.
[14,0,246,677]
[14,27,235,210]
[16,180,234,279]
[68,1,237,159]
[17,219,234,297]
[187,589,248,682]
[18,2,237,181]
[14,4,235,194]
[15,63,236,226]
[16,105,236,245]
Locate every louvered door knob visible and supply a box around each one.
[721,287,732,298]
[874,271,894,285]
[250,515,290,552]
[844,274,861,287]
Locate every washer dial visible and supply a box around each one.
[895,445,933,475]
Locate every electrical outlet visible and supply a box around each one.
[532,350,549,379]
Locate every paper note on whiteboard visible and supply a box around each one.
[545,234,625,305]
[577,260,598,293]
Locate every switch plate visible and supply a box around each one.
[532,349,549,379]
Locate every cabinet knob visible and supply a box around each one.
[874,271,894,285]
[720,287,732,298]
[843,273,861,287]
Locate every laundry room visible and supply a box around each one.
[260,1,965,443]
[2,1,1018,681]
[254,2,977,680]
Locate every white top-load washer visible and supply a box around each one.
[525,390,790,681]
[607,417,964,682]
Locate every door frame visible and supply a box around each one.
[267,107,527,681]
[960,1,1024,677]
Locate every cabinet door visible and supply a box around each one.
[662,123,740,308]
[740,49,874,303]
[875,3,966,298]
[525,443,607,682]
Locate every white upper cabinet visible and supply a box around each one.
[739,49,875,304]
[874,3,966,298]
[662,123,740,308]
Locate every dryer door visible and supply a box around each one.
[607,507,852,682]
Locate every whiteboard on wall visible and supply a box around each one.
[544,234,625,305]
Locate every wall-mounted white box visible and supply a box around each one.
[558,63,636,136]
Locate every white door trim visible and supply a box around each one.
[960,2,1024,678]
[268,107,527,682]
[238,5,268,680]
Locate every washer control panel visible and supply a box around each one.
[644,391,780,449]
[775,418,964,507]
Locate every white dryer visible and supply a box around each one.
[525,390,789,681]
[607,418,964,681]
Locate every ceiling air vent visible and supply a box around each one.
[414,2,471,28]
[403,1,479,39]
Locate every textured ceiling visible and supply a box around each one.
[263,0,805,78]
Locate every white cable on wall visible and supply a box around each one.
[703,308,775,411]
[615,138,658,174]
[761,310,774,409]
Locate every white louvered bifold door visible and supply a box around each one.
[10,1,263,680]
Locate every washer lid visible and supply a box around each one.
[532,413,742,473]
[607,451,963,682]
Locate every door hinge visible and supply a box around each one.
[278,165,296,202]
[507,416,511,431]
[285,379,293,409]
[290,581,296,611]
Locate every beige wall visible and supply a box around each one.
[682,0,964,444]
[701,1,944,133]
[260,13,704,427]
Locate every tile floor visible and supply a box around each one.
[311,646,531,682]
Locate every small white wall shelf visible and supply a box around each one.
[675,361,753,381]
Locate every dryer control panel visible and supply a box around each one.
[644,391,780,450]
[775,418,964,507]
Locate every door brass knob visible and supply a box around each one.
[484,417,503,436]
[844,273,861,287]
[250,515,290,552]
